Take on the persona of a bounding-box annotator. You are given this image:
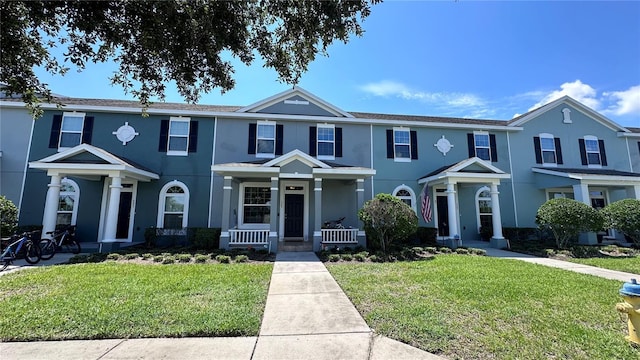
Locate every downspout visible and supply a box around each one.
[626,137,634,173]
[370,124,374,198]
[506,132,518,227]
[18,117,36,216]
[207,116,218,228]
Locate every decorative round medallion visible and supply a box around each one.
[113,122,139,145]
[434,135,453,156]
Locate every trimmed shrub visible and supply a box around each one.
[106,253,121,261]
[354,252,367,262]
[328,254,341,262]
[124,253,139,260]
[359,193,418,254]
[470,248,487,256]
[141,253,153,260]
[194,254,209,263]
[0,196,18,236]
[215,255,231,263]
[234,255,249,263]
[438,247,452,253]
[536,198,604,249]
[341,253,353,261]
[191,227,221,250]
[601,199,640,245]
[176,254,192,263]
[153,255,164,263]
[162,256,176,264]
[68,255,88,264]
[424,247,437,254]
[455,248,469,254]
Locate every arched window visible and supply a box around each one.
[475,186,492,233]
[392,185,416,213]
[157,181,189,229]
[57,178,79,225]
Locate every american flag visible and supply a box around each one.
[420,183,432,223]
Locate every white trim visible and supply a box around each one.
[475,186,492,234]
[280,173,313,179]
[167,117,190,155]
[392,184,417,213]
[238,182,271,229]
[627,137,634,173]
[538,132,559,166]
[370,124,375,199]
[256,121,276,158]
[157,180,190,229]
[392,127,412,162]
[472,131,491,161]
[508,95,629,132]
[98,179,138,242]
[263,149,331,169]
[208,117,218,227]
[279,180,309,240]
[57,178,80,226]
[506,132,518,227]
[316,123,336,160]
[531,167,640,185]
[583,135,603,167]
[58,112,86,150]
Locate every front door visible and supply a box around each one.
[116,192,133,239]
[284,194,304,237]
[437,196,449,237]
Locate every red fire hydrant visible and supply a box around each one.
[616,278,640,345]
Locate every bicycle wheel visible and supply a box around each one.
[24,241,41,264]
[67,240,81,254]
[39,239,57,260]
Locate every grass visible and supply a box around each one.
[0,262,273,341]
[569,257,640,275]
[327,254,638,360]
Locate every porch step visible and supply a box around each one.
[279,240,314,252]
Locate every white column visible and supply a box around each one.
[270,177,279,241]
[446,182,458,239]
[573,183,590,205]
[627,185,640,199]
[314,178,323,234]
[490,183,504,239]
[42,175,62,237]
[102,176,122,242]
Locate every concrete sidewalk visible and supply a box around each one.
[2,251,443,360]
[0,252,78,276]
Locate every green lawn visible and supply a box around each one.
[0,262,272,341]
[327,255,637,360]
[569,257,640,275]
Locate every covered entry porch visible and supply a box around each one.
[212,150,375,252]
[418,157,511,248]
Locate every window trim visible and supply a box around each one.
[473,131,491,161]
[256,121,277,158]
[393,127,411,162]
[392,184,416,213]
[58,112,86,150]
[238,182,271,229]
[539,133,558,167]
[157,180,190,229]
[475,186,492,233]
[316,124,335,161]
[57,178,80,226]
[167,117,190,156]
[584,135,602,168]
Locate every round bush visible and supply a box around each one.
[194,254,209,263]
[536,198,603,249]
[601,199,640,245]
[176,254,192,263]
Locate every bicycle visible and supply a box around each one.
[39,225,81,260]
[1,231,42,271]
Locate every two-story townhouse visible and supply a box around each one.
[3,87,639,252]
[507,96,640,243]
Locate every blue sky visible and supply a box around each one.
[36,1,640,127]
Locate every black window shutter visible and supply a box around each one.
[275,124,284,155]
[386,130,394,158]
[309,126,317,156]
[335,127,343,157]
[49,114,63,148]
[81,116,94,145]
[533,137,542,164]
[554,138,563,164]
[578,139,587,165]
[158,120,169,152]
[247,123,256,154]
[410,130,418,160]
[188,120,198,153]
[467,133,475,158]
[638,141,640,158]
[598,139,607,166]
[489,134,498,162]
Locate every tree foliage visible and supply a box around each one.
[0,195,18,237]
[358,193,418,254]
[0,0,379,117]
[535,198,604,249]
[601,199,640,245]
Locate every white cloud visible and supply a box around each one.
[529,80,600,111]
[359,80,486,108]
[603,85,640,116]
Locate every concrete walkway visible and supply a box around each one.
[2,251,443,360]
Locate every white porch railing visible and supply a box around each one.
[321,228,359,244]
[228,229,270,245]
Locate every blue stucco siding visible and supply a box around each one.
[0,107,33,207]
[256,95,339,117]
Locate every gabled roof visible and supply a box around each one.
[29,144,159,181]
[508,95,630,132]
[262,149,331,169]
[418,157,510,184]
[235,87,354,118]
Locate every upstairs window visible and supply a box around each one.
[248,122,283,158]
[386,128,418,161]
[49,112,94,150]
[533,133,563,165]
[467,132,498,162]
[579,136,607,167]
[158,117,198,155]
[157,181,189,229]
[309,125,342,159]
